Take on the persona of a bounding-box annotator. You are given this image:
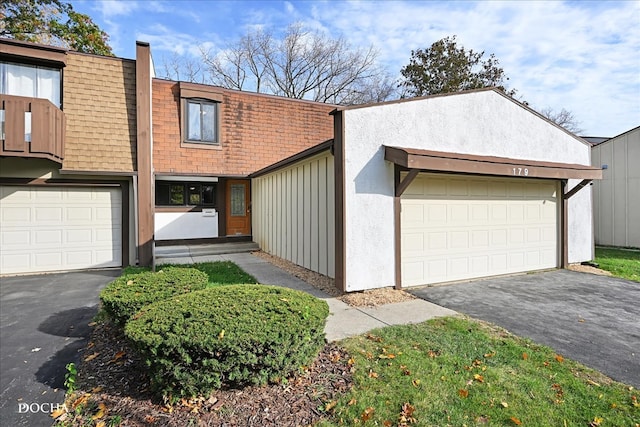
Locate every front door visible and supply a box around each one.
[226,180,251,235]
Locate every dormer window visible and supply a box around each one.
[0,62,61,107]
[179,82,223,149]
[186,99,217,143]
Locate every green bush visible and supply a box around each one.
[100,267,208,326]
[124,285,329,400]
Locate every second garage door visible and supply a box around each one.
[401,173,558,286]
[0,185,122,275]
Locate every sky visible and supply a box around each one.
[69,0,640,137]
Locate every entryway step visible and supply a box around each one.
[155,241,260,260]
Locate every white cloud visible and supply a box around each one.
[294,0,640,135]
[93,0,139,18]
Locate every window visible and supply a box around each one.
[156,182,216,207]
[179,82,223,148]
[186,99,218,143]
[0,62,61,107]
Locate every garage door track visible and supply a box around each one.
[409,269,640,388]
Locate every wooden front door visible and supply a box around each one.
[225,180,251,235]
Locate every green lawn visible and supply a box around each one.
[594,247,640,282]
[318,317,639,427]
[121,261,257,286]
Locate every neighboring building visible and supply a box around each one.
[591,126,640,249]
[1,39,602,292]
[1,39,138,274]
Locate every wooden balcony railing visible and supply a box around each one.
[1,94,65,164]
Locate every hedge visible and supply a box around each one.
[124,285,329,400]
[100,267,209,326]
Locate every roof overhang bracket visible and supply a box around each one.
[396,169,419,197]
[563,179,592,200]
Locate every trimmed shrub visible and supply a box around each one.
[100,267,208,326]
[124,285,329,400]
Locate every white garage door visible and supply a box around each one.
[401,173,558,286]
[0,186,122,275]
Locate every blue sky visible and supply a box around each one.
[70,0,640,137]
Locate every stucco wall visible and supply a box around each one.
[591,127,640,248]
[341,89,594,291]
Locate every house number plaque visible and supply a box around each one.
[512,167,529,176]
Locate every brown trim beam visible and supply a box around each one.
[0,39,67,66]
[561,180,569,268]
[563,179,592,200]
[385,146,602,180]
[334,112,346,293]
[136,41,154,267]
[396,169,419,197]
[393,165,403,290]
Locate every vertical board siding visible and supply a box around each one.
[251,151,335,278]
[591,128,640,248]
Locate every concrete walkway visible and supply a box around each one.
[159,252,457,341]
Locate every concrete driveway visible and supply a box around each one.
[0,270,120,427]
[409,269,640,388]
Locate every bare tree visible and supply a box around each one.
[160,52,208,84]
[538,107,584,134]
[198,23,394,105]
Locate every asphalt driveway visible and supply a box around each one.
[0,270,120,427]
[409,269,640,388]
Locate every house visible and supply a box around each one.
[0,39,333,274]
[1,39,138,274]
[591,126,640,249]
[252,90,602,292]
[1,39,602,292]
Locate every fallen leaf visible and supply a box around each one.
[71,394,89,409]
[522,352,528,360]
[127,280,134,285]
[348,358,355,365]
[589,416,604,427]
[579,318,585,323]
[484,352,496,358]
[428,350,439,358]
[555,354,564,363]
[474,374,484,383]
[84,352,99,362]
[368,370,378,378]
[325,400,337,411]
[91,402,106,420]
[347,398,357,406]
[587,379,601,387]
[510,416,522,425]
[383,421,393,427]
[88,321,97,327]
[412,379,421,387]
[458,389,469,398]
[401,402,415,417]
[218,329,225,340]
[366,333,383,342]
[95,421,105,427]
[51,406,66,419]
[379,353,396,359]
[31,348,41,352]
[500,401,509,408]
[144,415,157,423]
[361,406,375,421]
[91,386,103,393]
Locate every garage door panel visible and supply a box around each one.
[401,174,557,286]
[0,186,122,274]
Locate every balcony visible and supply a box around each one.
[1,94,65,164]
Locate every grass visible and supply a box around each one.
[318,317,639,427]
[121,261,257,286]
[594,247,640,282]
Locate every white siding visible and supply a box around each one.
[592,127,640,248]
[0,186,122,274]
[252,151,335,278]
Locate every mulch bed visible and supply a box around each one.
[55,321,353,426]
